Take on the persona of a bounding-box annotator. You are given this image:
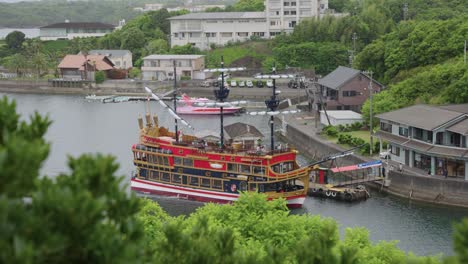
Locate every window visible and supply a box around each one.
[276,11,280,15]
[253,166,265,175]
[206,20,218,23]
[237,32,248,37]
[289,21,296,27]
[201,178,211,188]
[213,180,222,189]
[172,174,181,183]
[380,122,392,133]
[291,1,296,6]
[284,2,289,6]
[222,20,234,23]
[174,157,182,165]
[240,165,251,173]
[343,91,357,97]
[270,21,276,26]
[150,171,159,180]
[161,172,170,182]
[253,32,265,37]
[183,158,193,167]
[221,32,232,37]
[181,33,185,37]
[228,163,237,172]
[399,127,409,137]
[392,145,400,157]
[238,20,249,23]
[205,32,216,37]
[291,11,297,15]
[284,11,290,15]
[189,176,199,186]
[174,33,178,37]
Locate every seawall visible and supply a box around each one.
[282,118,468,208]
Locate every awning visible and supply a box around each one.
[331,160,382,173]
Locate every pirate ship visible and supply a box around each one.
[130,60,311,208]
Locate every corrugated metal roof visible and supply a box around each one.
[446,118,468,136]
[428,145,468,158]
[317,66,361,90]
[143,54,205,60]
[168,12,266,20]
[41,22,115,29]
[320,110,362,120]
[376,104,464,131]
[89,50,131,57]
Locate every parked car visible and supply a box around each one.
[246,80,253,88]
[266,80,273,88]
[230,80,237,87]
[201,80,211,87]
[217,73,230,81]
[212,81,219,87]
[238,81,245,87]
[256,80,264,88]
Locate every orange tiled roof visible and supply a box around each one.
[58,55,114,71]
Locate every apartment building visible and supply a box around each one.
[169,0,329,50]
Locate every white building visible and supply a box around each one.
[39,22,114,41]
[320,110,363,126]
[169,0,329,50]
[141,54,206,81]
[88,50,133,70]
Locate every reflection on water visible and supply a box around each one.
[4,93,468,256]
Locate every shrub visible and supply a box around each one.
[350,122,363,131]
[128,68,141,79]
[180,76,191,81]
[359,143,371,155]
[95,71,105,84]
[323,125,338,137]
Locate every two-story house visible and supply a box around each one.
[88,50,133,70]
[141,54,205,81]
[317,66,384,113]
[376,104,468,180]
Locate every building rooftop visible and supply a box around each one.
[41,22,115,29]
[317,66,361,90]
[320,110,362,120]
[143,54,205,60]
[58,55,114,71]
[376,104,465,131]
[438,104,468,114]
[224,122,264,139]
[446,118,468,136]
[88,50,132,57]
[168,12,266,20]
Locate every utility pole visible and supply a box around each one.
[363,70,374,156]
[464,40,467,65]
[403,3,408,21]
[349,32,358,68]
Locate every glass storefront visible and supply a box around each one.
[413,152,431,173]
[435,157,466,178]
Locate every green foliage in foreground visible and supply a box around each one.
[1,95,468,263]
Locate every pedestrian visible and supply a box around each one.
[398,163,403,172]
[443,169,448,178]
[382,166,386,178]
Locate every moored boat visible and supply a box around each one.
[131,60,314,208]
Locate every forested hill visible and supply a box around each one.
[0,0,189,27]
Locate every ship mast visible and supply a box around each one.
[265,64,280,152]
[173,60,179,142]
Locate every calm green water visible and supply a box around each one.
[4,93,468,256]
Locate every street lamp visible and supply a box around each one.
[363,70,374,155]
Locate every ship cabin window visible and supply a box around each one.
[240,182,248,191]
[147,155,154,163]
[189,176,199,186]
[249,183,257,191]
[172,174,182,183]
[201,178,211,187]
[174,157,182,165]
[183,158,194,167]
[253,166,265,175]
[163,157,169,166]
[150,171,159,180]
[240,165,251,174]
[161,172,170,182]
[228,163,237,172]
[213,179,222,189]
[272,162,295,174]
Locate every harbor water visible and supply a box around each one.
[3,92,468,256]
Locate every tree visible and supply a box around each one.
[5,30,25,51]
[143,39,169,56]
[2,53,28,77]
[0,96,145,263]
[170,44,201,55]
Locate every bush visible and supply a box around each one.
[323,125,338,137]
[180,76,191,81]
[128,68,141,79]
[95,71,106,84]
[359,143,371,155]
